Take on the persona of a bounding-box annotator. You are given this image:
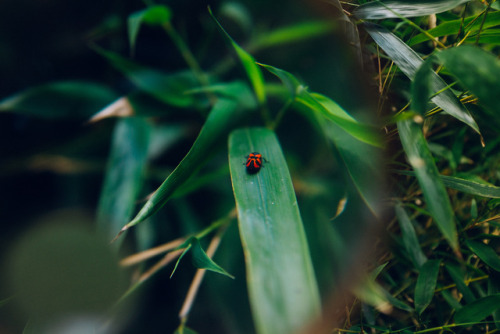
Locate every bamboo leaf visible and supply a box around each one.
[0,81,116,119]
[397,118,458,250]
[354,0,471,20]
[364,23,481,138]
[409,11,500,46]
[94,46,206,108]
[395,203,427,269]
[445,264,476,303]
[395,170,500,198]
[97,118,151,248]
[454,294,500,324]
[113,93,251,240]
[436,46,500,116]
[229,127,320,334]
[414,259,441,315]
[190,237,234,278]
[466,240,500,272]
[128,5,172,54]
[209,7,266,105]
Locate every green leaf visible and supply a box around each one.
[454,294,500,324]
[445,264,476,303]
[354,279,413,314]
[250,21,336,50]
[97,118,151,248]
[0,81,116,119]
[128,5,172,54]
[395,170,500,198]
[113,95,250,240]
[209,7,266,105]
[259,63,383,215]
[411,58,434,116]
[395,203,427,269]
[94,46,205,108]
[409,11,500,46]
[354,0,471,19]
[364,23,481,137]
[229,128,320,334]
[397,118,458,250]
[190,237,234,278]
[174,325,198,334]
[466,240,500,272]
[436,46,500,116]
[414,259,441,315]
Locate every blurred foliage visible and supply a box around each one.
[1,0,500,333]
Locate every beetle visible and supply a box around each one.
[244,152,267,174]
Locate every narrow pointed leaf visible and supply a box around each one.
[446,264,476,303]
[395,203,427,269]
[128,5,172,54]
[454,294,500,324]
[354,0,471,19]
[97,118,151,248]
[466,240,500,272]
[409,11,500,46]
[190,238,234,278]
[0,81,116,119]
[395,170,500,198]
[411,58,434,116]
[397,118,458,250]
[114,96,249,240]
[259,63,382,216]
[414,259,441,315]
[209,8,266,105]
[94,47,204,108]
[229,128,320,334]
[436,46,500,116]
[364,23,480,136]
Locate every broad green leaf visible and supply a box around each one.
[128,5,172,54]
[94,46,205,108]
[113,95,250,240]
[397,118,458,250]
[454,294,500,324]
[364,23,481,137]
[445,264,476,303]
[229,128,320,334]
[209,7,266,105]
[259,63,383,216]
[395,203,427,269]
[354,0,471,19]
[409,11,500,46]
[190,237,234,278]
[466,240,500,272]
[0,81,116,119]
[414,259,441,315]
[436,46,500,116]
[97,118,151,248]
[250,21,336,50]
[395,170,500,198]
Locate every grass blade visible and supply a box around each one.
[229,128,320,334]
[364,23,481,138]
[354,0,470,19]
[114,96,250,240]
[397,118,458,250]
[414,259,441,315]
[454,294,500,324]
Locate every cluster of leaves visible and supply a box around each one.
[1,0,500,333]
